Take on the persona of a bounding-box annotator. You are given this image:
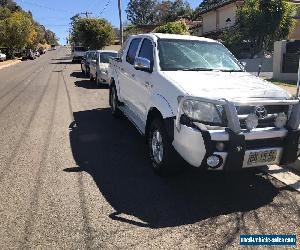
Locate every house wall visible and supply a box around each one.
[273,40,298,81]
[240,57,273,73]
[201,3,237,35]
[218,3,237,30]
[289,19,300,40]
[202,11,217,34]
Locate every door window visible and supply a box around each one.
[126,38,142,65]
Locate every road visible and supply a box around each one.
[0,48,299,249]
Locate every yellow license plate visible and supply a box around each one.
[247,150,277,165]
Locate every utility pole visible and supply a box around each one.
[118,0,123,46]
[81,11,92,18]
[297,56,300,98]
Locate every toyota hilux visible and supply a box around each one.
[108,33,300,176]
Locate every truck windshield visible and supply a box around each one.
[158,39,242,72]
[100,52,117,63]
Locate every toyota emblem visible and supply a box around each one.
[254,106,267,119]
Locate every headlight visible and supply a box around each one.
[274,112,287,128]
[181,100,223,124]
[245,113,258,130]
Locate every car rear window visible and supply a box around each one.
[100,52,117,63]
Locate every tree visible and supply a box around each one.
[223,0,296,58]
[71,18,114,49]
[153,21,189,34]
[45,29,59,45]
[164,0,193,22]
[0,11,37,54]
[0,7,11,20]
[126,0,159,25]
[0,0,20,12]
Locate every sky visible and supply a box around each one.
[14,0,201,45]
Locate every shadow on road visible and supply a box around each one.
[66,108,279,229]
[50,61,73,65]
[74,79,108,89]
[70,71,84,78]
[52,57,71,61]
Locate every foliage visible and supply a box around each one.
[163,0,193,22]
[0,0,58,50]
[123,24,141,41]
[126,0,193,25]
[126,0,159,25]
[71,17,114,49]
[0,11,37,51]
[153,21,189,34]
[223,0,296,58]
[0,0,20,12]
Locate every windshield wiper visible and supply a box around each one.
[180,68,214,71]
[218,69,244,72]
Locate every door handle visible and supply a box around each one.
[131,74,135,78]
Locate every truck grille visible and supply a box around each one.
[236,105,290,129]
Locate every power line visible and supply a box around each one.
[19,0,74,13]
[99,0,111,16]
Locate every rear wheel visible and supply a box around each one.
[96,74,102,87]
[90,73,94,82]
[148,118,183,176]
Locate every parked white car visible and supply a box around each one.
[0,52,6,62]
[109,33,300,176]
[72,46,87,63]
[89,50,118,86]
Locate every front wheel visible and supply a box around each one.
[148,118,183,176]
[110,86,121,118]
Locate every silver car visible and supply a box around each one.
[0,51,6,62]
[89,50,118,86]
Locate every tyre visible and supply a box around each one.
[90,73,94,82]
[96,74,102,87]
[148,118,183,176]
[110,86,121,118]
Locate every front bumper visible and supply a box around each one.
[173,97,300,170]
[173,124,300,170]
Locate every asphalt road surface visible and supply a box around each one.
[0,48,299,249]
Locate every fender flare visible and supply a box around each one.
[149,94,174,119]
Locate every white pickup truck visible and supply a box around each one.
[109,33,300,176]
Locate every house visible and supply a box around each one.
[197,0,300,40]
[196,0,244,39]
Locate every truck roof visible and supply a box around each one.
[130,33,217,43]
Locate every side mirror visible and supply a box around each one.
[134,57,152,72]
[240,61,247,68]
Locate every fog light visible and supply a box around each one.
[216,142,225,151]
[274,112,287,128]
[207,155,222,169]
[245,113,258,130]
